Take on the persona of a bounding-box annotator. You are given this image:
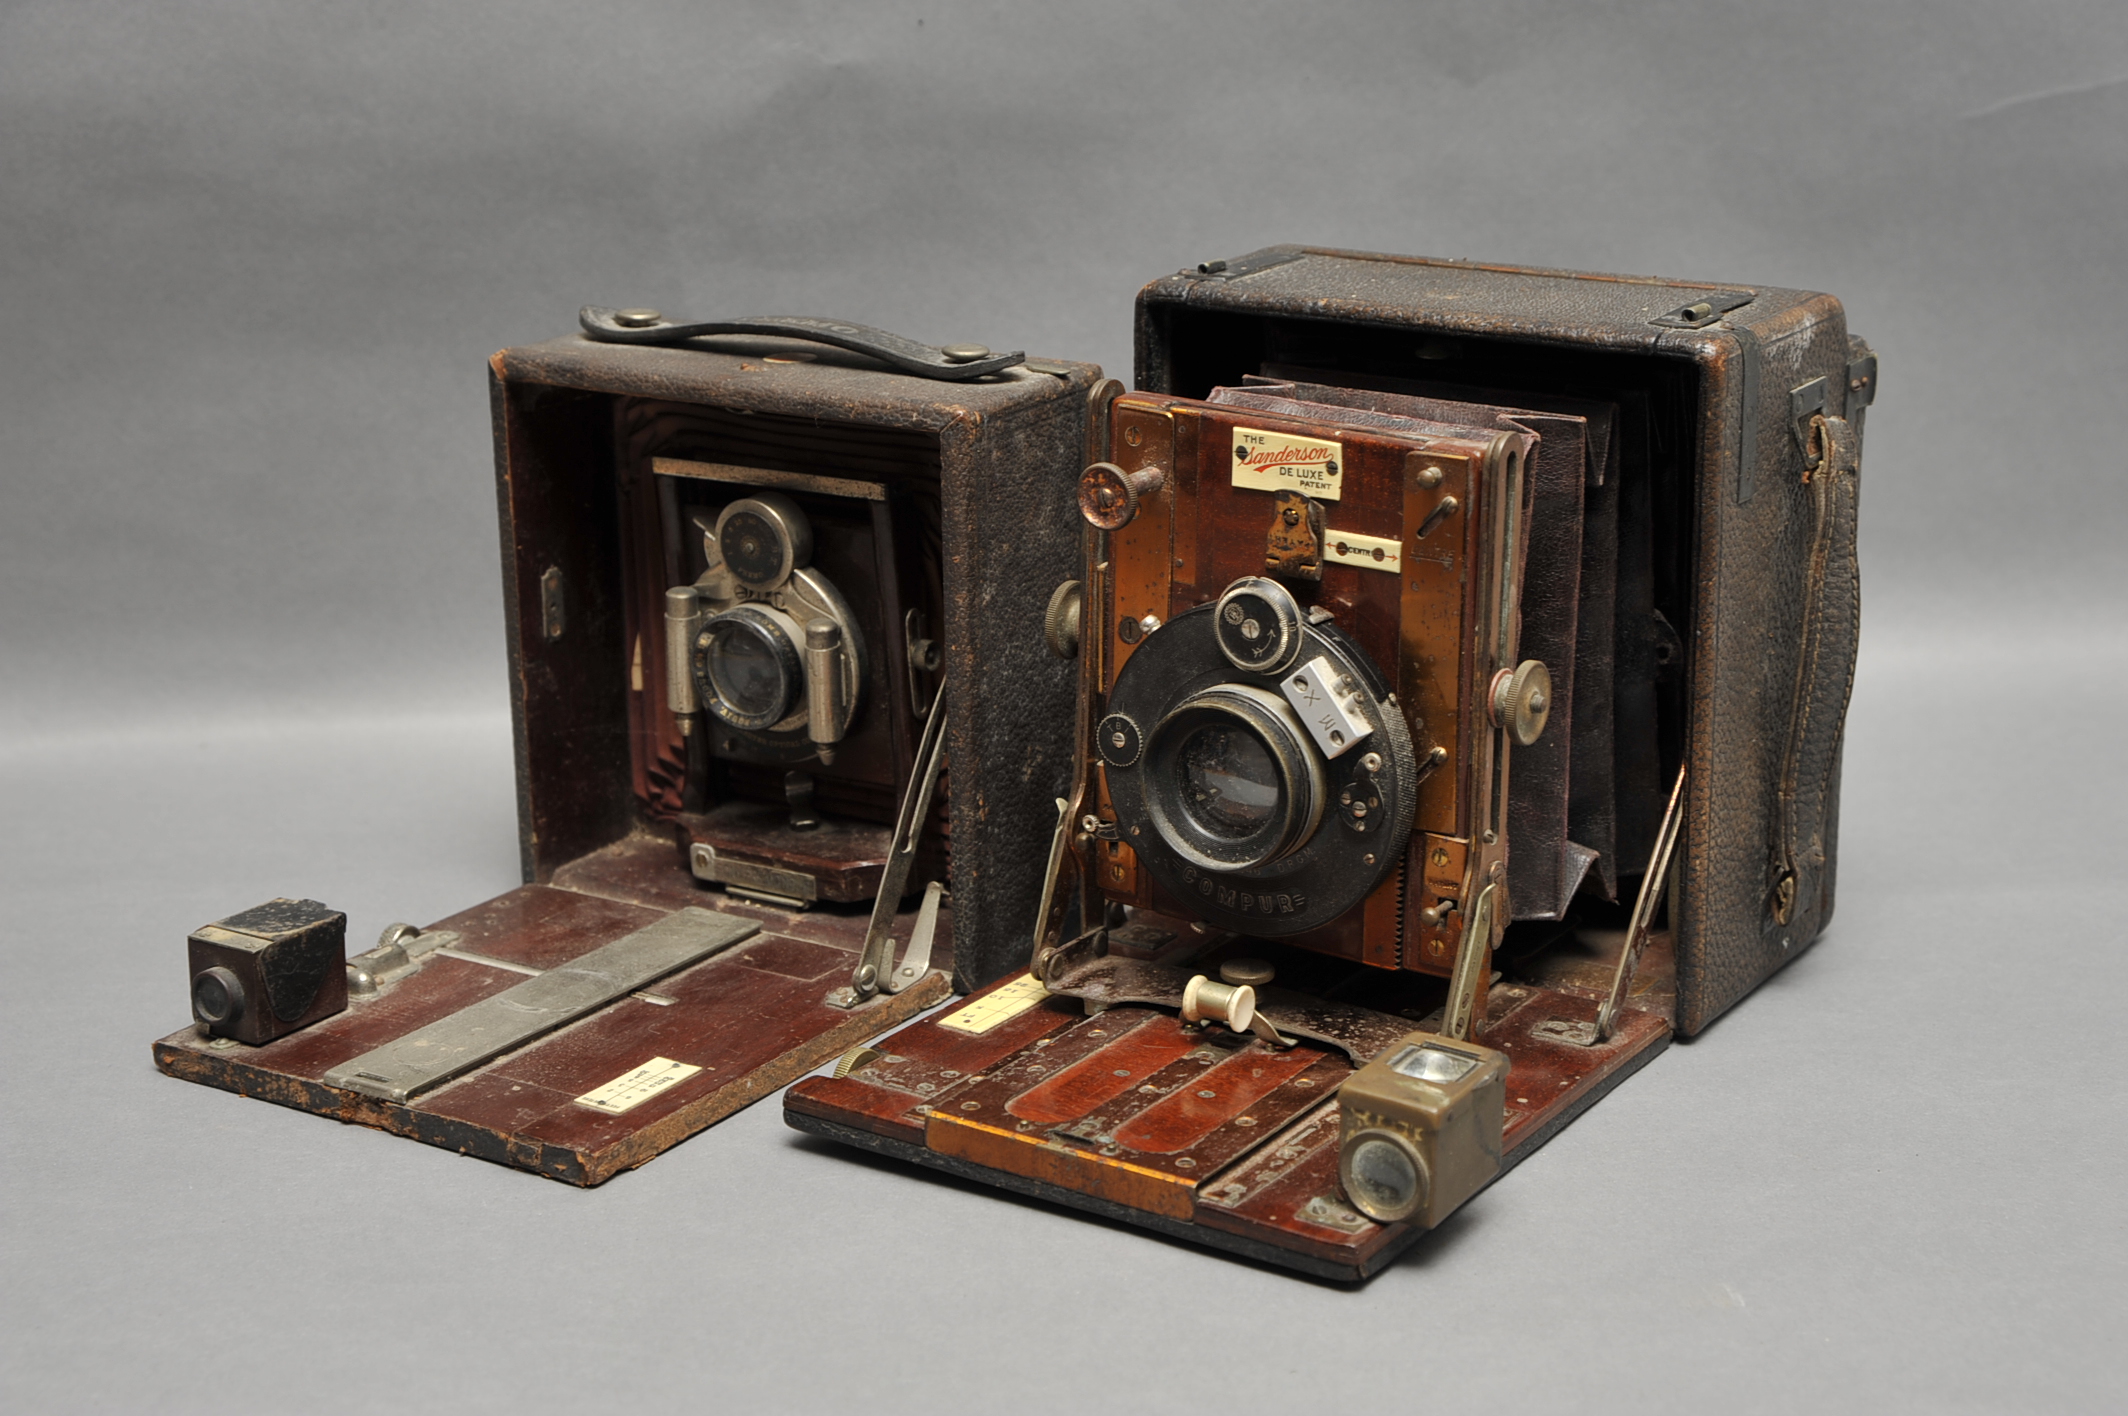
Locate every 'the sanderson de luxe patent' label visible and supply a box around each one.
[1231,426,1344,501]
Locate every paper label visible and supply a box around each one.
[1323,529,1402,573]
[1231,426,1344,501]
[574,1056,703,1114]
[937,973,1049,1035]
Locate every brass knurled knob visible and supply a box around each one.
[1489,659,1552,747]
[1078,461,1166,530]
[1043,580,1082,659]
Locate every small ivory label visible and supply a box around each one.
[1323,529,1402,573]
[937,973,1049,1035]
[575,1056,703,1114]
[1231,426,1344,501]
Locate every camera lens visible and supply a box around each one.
[695,605,806,731]
[1339,1128,1428,1224]
[1177,724,1281,838]
[1144,685,1324,871]
[709,625,784,716]
[191,966,246,1026]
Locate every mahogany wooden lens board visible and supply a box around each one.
[154,831,949,1185]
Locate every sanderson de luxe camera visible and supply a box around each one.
[155,315,1105,1184]
[788,246,1872,1280]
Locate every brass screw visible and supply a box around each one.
[1417,465,1444,489]
[1124,426,1142,447]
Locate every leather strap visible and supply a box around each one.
[1771,413,1861,932]
[579,308,1024,382]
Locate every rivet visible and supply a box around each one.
[614,308,663,328]
[940,343,991,363]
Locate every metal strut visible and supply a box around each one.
[1595,765,1687,1042]
[833,678,951,1007]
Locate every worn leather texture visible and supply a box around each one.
[1136,247,1869,1035]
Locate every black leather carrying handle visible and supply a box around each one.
[578,308,1025,382]
[1771,413,1862,934]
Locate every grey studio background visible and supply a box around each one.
[3,2,2123,1411]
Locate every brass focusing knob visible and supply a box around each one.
[1079,462,1166,530]
[1044,580,1083,659]
[1489,659,1552,747]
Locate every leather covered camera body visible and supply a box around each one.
[155,319,1105,1183]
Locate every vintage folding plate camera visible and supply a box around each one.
[788,247,1873,1279]
[154,315,1102,1183]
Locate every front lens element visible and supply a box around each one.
[1142,684,1325,872]
[1177,725,1282,838]
[1341,1130,1426,1223]
[695,604,806,731]
[707,621,788,719]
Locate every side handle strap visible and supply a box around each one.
[1771,413,1862,932]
